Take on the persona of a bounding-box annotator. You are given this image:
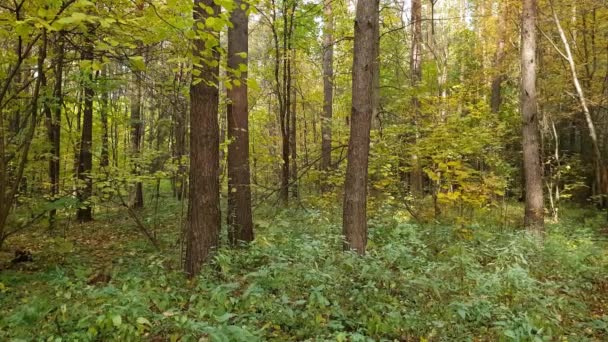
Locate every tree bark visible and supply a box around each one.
[371,2,380,130]
[270,0,288,205]
[409,0,423,197]
[173,64,187,200]
[8,4,23,135]
[520,0,544,231]
[278,1,296,205]
[320,0,334,187]
[490,2,507,113]
[100,66,110,170]
[45,34,64,231]
[290,48,298,198]
[185,0,221,277]
[76,36,95,223]
[130,71,144,208]
[342,0,379,255]
[227,0,254,245]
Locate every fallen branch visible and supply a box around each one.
[115,188,160,250]
[0,210,48,248]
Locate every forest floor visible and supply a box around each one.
[1,199,607,341]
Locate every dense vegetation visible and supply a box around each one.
[1,0,607,340]
[2,199,608,340]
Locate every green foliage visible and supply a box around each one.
[2,0,608,340]
[1,205,607,340]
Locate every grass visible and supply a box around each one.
[0,199,607,341]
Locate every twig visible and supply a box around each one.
[2,210,48,241]
[253,145,347,210]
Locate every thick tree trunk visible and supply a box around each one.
[342,0,379,255]
[227,0,254,245]
[320,0,334,187]
[77,38,95,223]
[185,0,221,277]
[409,0,423,197]
[521,0,544,230]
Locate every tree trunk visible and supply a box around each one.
[549,1,604,206]
[290,48,298,198]
[44,34,64,231]
[173,64,187,200]
[112,103,119,168]
[8,5,23,135]
[490,2,507,113]
[100,66,110,170]
[520,0,544,231]
[342,0,379,255]
[77,37,95,223]
[280,94,290,205]
[185,0,221,277]
[409,0,423,197]
[0,29,48,246]
[73,82,82,192]
[371,2,380,130]
[320,0,334,187]
[270,0,288,205]
[227,0,254,245]
[279,1,296,205]
[130,72,144,208]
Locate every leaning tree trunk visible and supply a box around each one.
[549,1,604,206]
[227,0,254,245]
[520,0,544,231]
[185,0,221,277]
[342,0,379,255]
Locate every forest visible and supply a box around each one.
[1,0,607,340]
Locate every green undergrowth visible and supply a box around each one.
[1,204,607,341]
